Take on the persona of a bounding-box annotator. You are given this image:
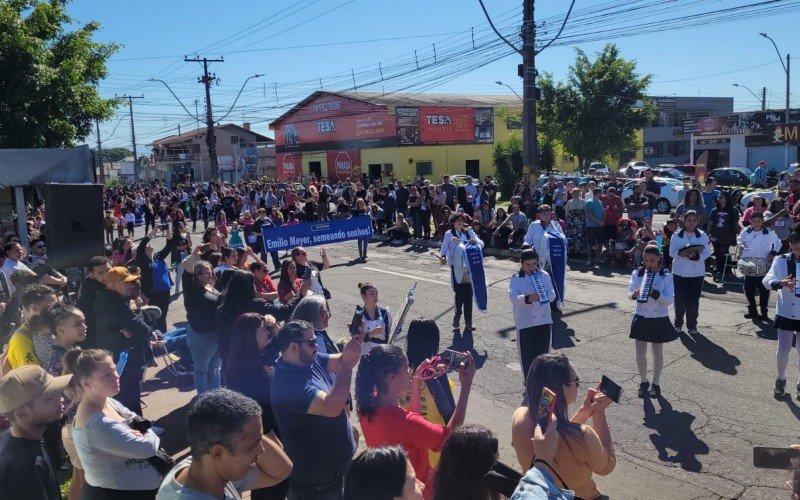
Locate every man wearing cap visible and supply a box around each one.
[93,266,153,415]
[0,365,71,499]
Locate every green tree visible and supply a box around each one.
[0,0,119,148]
[100,147,133,163]
[538,44,655,171]
[493,135,522,200]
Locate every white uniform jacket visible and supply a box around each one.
[669,228,712,278]
[627,267,674,318]
[523,220,564,249]
[440,228,483,266]
[763,253,800,321]
[509,270,555,329]
[737,226,782,260]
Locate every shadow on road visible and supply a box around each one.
[643,395,709,472]
[448,328,489,370]
[154,402,193,457]
[678,330,741,375]
[782,397,800,422]
[552,315,576,349]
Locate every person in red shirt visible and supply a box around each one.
[601,187,624,254]
[355,345,475,500]
[251,261,278,302]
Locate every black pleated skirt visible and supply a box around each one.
[629,315,679,343]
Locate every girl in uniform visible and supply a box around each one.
[762,233,800,399]
[508,249,555,384]
[353,281,393,355]
[439,213,484,331]
[628,244,677,398]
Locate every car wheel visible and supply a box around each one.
[656,198,671,214]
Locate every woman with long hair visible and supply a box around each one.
[511,352,615,499]
[225,313,288,500]
[430,425,500,500]
[706,191,741,282]
[741,195,769,227]
[215,210,228,239]
[112,237,134,266]
[344,446,424,500]
[184,260,221,394]
[418,185,433,240]
[67,349,162,499]
[356,344,475,499]
[277,260,302,304]
[439,212,484,331]
[564,188,588,257]
[353,198,371,260]
[675,188,706,226]
[201,226,222,252]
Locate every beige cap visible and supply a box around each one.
[105,266,140,284]
[0,365,72,413]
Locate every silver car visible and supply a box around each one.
[620,177,684,214]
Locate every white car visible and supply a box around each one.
[589,162,609,174]
[739,190,777,211]
[620,177,683,214]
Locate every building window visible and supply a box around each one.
[666,140,689,158]
[667,111,687,127]
[644,142,664,158]
[383,163,394,177]
[230,135,239,145]
[416,161,432,176]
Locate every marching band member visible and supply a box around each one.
[736,211,780,319]
[522,204,568,313]
[763,233,800,399]
[353,281,393,355]
[509,249,555,384]
[440,212,484,331]
[668,210,712,335]
[628,244,676,398]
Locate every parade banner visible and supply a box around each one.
[547,234,566,306]
[465,242,488,313]
[261,216,372,253]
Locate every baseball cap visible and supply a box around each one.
[0,365,71,413]
[105,266,140,284]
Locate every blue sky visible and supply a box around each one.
[65,0,799,152]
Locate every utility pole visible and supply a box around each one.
[185,56,224,180]
[195,99,204,183]
[95,119,105,185]
[522,0,538,179]
[116,95,144,182]
[762,87,767,111]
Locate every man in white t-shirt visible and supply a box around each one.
[157,389,291,500]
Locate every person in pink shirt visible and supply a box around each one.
[601,187,624,254]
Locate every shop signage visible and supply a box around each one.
[396,106,494,145]
[326,149,361,181]
[651,97,677,109]
[767,123,800,144]
[276,153,299,180]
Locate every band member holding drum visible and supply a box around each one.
[440,212,484,331]
[628,244,677,398]
[763,233,800,399]
[736,211,781,319]
[508,249,555,383]
[668,210,712,335]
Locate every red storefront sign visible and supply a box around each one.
[276,153,300,180]
[275,95,396,152]
[326,150,360,181]
[418,106,474,143]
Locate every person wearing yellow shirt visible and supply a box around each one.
[5,285,57,370]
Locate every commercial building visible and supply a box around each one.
[269,91,522,182]
[684,109,800,170]
[150,123,275,184]
[641,96,734,166]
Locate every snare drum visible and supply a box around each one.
[737,257,769,277]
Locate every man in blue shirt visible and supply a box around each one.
[700,177,720,219]
[753,160,768,188]
[584,188,606,265]
[271,320,364,500]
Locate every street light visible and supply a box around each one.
[495,81,522,101]
[732,83,765,111]
[759,32,791,167]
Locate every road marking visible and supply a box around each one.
[363,267,447,286]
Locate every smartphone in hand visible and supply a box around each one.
[302,265,313,281]
[349,311,364,336]
[439,349,470,372]
[536,387,557,430]
[599,375,623,404]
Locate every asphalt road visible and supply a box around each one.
[143,228,797,499]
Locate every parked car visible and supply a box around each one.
[709,167,751,187]
[589,162,609,174]
[658,163,696,178]
[620,177,683,214]
[651,167,686,180]
[739,190,778,211]
[536,175,582,189]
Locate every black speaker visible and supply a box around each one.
[44,183,105,270]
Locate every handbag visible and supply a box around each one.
[128,416,176,476]
[485,461,523,498]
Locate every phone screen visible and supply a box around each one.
[439,350,469,372]
[302,265,313,281]
[753,447,800,469]
[350,311,364,336]
[536,387,557,430]
[599,375,622,404]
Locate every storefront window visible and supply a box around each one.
[644,142,664,158]
[666,140,689,158]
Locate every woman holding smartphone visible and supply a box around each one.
[511,352,615,500]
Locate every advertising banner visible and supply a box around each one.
[419,106,474,143]
[326,149,360,181]
[275,95,396,153]
[765,123,800,145]
[276,152,300,181]
[261,216,372,252]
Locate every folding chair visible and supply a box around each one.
[721,252,743,288]
[152,328,191,377]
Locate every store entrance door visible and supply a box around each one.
[465,159,480,178]
[309,161,322,180]
[368,164,382,182]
